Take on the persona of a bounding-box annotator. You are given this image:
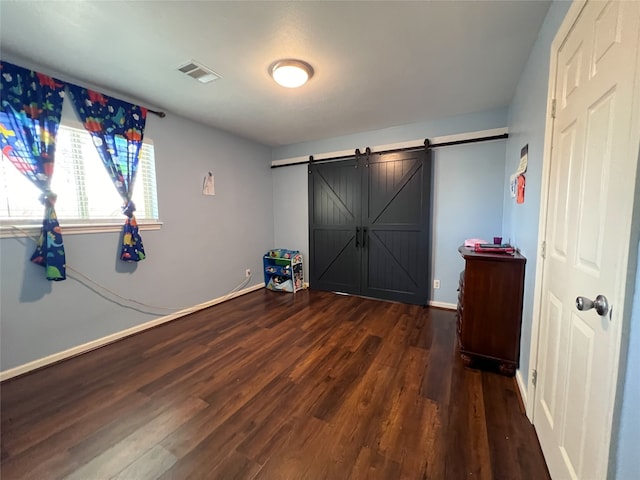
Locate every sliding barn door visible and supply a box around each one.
[309,149,431,305]
[362,149,431,304]
[308,159,361,294]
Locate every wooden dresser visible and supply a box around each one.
[457,246,526,375]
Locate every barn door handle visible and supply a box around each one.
[362,227,367,248]
[576,295,609,317]
[355,227,360,248]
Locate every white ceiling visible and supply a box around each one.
[0,1,551,147]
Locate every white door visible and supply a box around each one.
[534,1,640,479]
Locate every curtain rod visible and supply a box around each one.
[270,133,507,169]
[147,109,166,118]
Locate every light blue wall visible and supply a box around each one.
[502,0,571,386]
[613,240,640,478]
[272,164,310,283]
[273,110,508,305]
[431,141,505,303]
[0,65,274,371]
[272,108,507,161]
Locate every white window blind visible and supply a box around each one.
[1,124,159,224]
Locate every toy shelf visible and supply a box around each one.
[263,249,303,293]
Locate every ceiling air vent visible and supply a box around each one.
[177,60,221,84]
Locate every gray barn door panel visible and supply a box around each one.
[308,159,361,294]
[362,150,431,304]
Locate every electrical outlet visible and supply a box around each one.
[245,268,251,278]
[433,279,440,289]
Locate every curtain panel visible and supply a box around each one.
[67,86,148,262]
[0,61,67,280]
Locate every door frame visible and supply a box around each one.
[526,0,640,468]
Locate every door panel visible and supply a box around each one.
[562,313,594,470]
[365,229,421,297]
[550,121,576,259]
[362,150,431,304]
[366,153,421,223]
[311,228,360,293]
[308,159,360,294]
[373,167,424,224]
[539,293,563,426]
[576,88,614,273]
[534,1,640,478]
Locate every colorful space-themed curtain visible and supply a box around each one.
[67,86,148,262]
[0,61,67,280]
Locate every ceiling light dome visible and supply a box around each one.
[270,59,314,88]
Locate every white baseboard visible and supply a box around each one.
[0,283,265,382]
[428,300,457,310]
[515,369,528,415]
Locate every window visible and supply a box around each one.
[1,123,160,234]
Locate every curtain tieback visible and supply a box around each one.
[39,190,58,207]
[122,200,136,218]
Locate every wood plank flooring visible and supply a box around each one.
[0,289,550,479]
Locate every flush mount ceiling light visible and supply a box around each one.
[269,59,314,88]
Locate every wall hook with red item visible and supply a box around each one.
[516,174,526,204]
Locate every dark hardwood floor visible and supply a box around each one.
[0,289,549,479]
